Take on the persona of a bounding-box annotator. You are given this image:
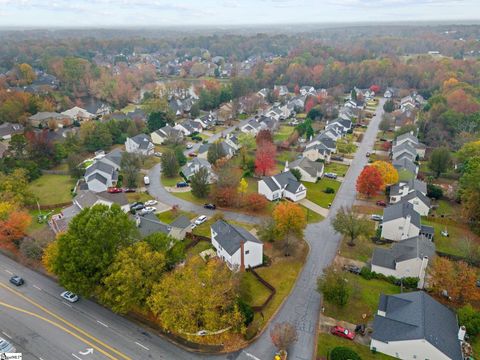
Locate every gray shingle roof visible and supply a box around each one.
[383,202,421,229]
[289,157,324,179]
[136,213,171,238]
[103,149,124,168]
[390,179,427,197]
[86,172,108,185]
[85,161,115,178]
[372,236,435,269]
[170,215,191,229]
[393,158,417,175]
[401,190,431,208]
[372,292,463,360]
[129,134,152,150]
[211,220,262,256]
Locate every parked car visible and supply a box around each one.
[145,200,158,206]
[176,181,189,188]
[343,264,361,275]
[331,155,344,161]
[130,202,145,211]
[204,203,216,210]
[376,200,387,207]
[9,275,24,286]
[123,188,136,193]
[0,337,16,354]
[324,172,338,179]
[143,176,150,185]
[61,291,79,303]
[186,144,193,149]
[366,152,371,157]
[371,214,383,222]
[194,215,208,225]
[330,326,355,340]
[138,206,156,215]
[107,187,122,193]
[188,152,197,157]
[154,152,162,157]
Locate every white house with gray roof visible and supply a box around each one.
[381,202,421,241]
[390,179,430,216]
[258,170,306,202]
[84,161,118,193]
[134,213,190,240]
[151,125,184,145]
[393,132,426,159]
[125,134,154,156]
[211,220,263,271]
[371,236,435,288]
[0,122,24,140]
[371,292,464,360]
[286,157,324,183]
[181,158,215,183]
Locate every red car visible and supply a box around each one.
[376,200,387,207]
[188,152,197,157]
[107,187,123,193]
[330,326,355,340]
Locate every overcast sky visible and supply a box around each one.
[0,0,478,27]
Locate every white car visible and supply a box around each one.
[0,337,16,354]
[194,215,207,225]
[371,214,383,222]
[138,207,156,215]
[145,200,158,206]
[61,291,79,303]
[186,144,193,149]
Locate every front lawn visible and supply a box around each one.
[157,209,196,224]
[141,156,160,170]
[161,175,185,187]
[324,272,400,324]
[125,192,154,203]
[324,163,349,177]
[277,150,299,163]
[192,218,255,238]
[28,174,75,206]
[422,217,480,258]
[274,125,294,142]
[304,179,341,208]
[317,333,395,360]
[240,271,272,307]
[301,205,325,224]
[339,221,377,262]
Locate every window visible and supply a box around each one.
[245,250,250,255]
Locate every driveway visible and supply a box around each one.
[299,198,330,218]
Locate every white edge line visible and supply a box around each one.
[39,358,45,360]
[242,351,262,360]
[72,353,82,360]
[62,301,72,308]
[96,320,108,328]
[4,270,13,275]
[33,285,42,290]
[1,331,12,339]
[134,341,150,351]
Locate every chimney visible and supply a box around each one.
[285,160,289,172]
[403,215,411,239]
[458,326,466,341]
[240,240,245,272]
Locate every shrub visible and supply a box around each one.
[324,187,335,194]
[427,183,443,200]
[191,135,202,142]
[19,238,45,261]
[237,299,254,326]
[458,304,480,337]
[360,266,374,280]
[246,193,268,212]
[330,347,361,360]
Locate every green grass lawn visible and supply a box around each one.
[157,210,196,224]
[240,271,272,307]
[274,125,294,142]
[193,218,255,238]
[422,217,480,258]
[186,240,213,258]
[304,179,341,208]
[301,205,325,224]
[317,333,395,360]
[161,175,184,187]
[324,272,400,324]
[277,150,299,163]
[339,222,378,263]
[28,175,75,206]
[172,190,206,205]
[141,156,161,170]
[324,163,349,177]
[126,192,154,203]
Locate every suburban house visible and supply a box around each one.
[135,212,190,240]
[0,122,24,140]
[391,142,417,161]
[371,235,435,288]
[390,179,427,203]
[371,292,464,360]
[151,125,184,145]
[258,171,307,202]
[274,85,289,97]
[61,106,95,121]
[400,96,417,112]
[257,88,269,98]
[393,157,418,180]
[174,120,203,136]
[303,143,331,162]
[393,132,426,159]
[194,112,217,129]
[84,161,118,193]
[392,109,416,130]
[299,86,315,96]
[286,158,324,183]
[307,133,337,154]
[398,191,431,216]
[49,190,129,234]
[210,220,263,271]
[241,118,262,135]
[125,134,154,156]
[181,158,215,183]
[197,143,211,159]
[325,118,353,133]
[381,202,421,241]
[28,112,72,128]
[323,127,343,141]
[96,149,124,170]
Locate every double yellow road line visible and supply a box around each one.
[0,283,131,360]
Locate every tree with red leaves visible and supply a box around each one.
[245,193,268,212]
[294,84,300,95]
[255,142,276,176]
[446,88,480,115]
[305,97,317,114]
[370,84,381,93]
[0,202,31,253]
[256,129,273,147]
[356,166,383,198]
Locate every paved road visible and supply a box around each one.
[1,102,383,360]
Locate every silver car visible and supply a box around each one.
[0,337,16,354]
[61,291,79,303]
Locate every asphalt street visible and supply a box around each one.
[1,101,384,360]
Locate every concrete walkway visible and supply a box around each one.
[299,198,330,218]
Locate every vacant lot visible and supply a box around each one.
[28,174,75,206]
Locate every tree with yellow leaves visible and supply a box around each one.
[272,202,307,256]
[371,160,399,189]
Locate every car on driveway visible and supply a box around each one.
[138,206,156,215]
[186,144,193,149]
[204,203,216,210]
[330,326,355,340]
[61,291,79,303]
[9,275,24,286]
[324,172,338,179]
[371,214,383,222]
[123,188,136,193]
[145,200,158,206]
[130,203,145,212]
[343,264,361,275]
[107,187,123,193]
[176,181,189,188]
[0,337,16,354]
[376,200,387,207]
[194,215,208,225]
[188,152,197,157]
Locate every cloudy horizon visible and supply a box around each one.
[0,0,478,28]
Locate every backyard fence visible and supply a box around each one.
[247,267,276,313]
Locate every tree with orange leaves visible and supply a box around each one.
[272,202,306,256]
[371,161,399,189]
[429,257,480,305]
[356,166,383,198]
[0,202,31,252]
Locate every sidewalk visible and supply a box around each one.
[299,198,330,217]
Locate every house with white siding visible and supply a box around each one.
[381,202,421,241]
[258,171,306,202]
[286,158,324,183]
[125,134,154,156]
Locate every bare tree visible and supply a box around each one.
[270,322,298,351]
